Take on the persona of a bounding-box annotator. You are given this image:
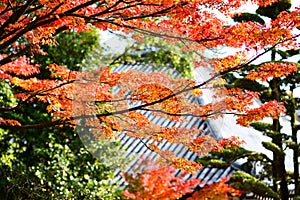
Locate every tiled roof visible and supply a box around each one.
[108,62,296,200]
[111,62,241,187]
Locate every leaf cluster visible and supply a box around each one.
[231,171,280,199]
[0,30,130,199]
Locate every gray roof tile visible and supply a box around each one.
[111,63,239,187]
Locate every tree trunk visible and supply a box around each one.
[272,118,289,200]
[290,85,299,196]
[270,73,289,200]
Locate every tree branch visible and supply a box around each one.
[0,80,75,112]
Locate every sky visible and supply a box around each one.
[240,0,300,12]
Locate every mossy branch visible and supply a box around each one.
[231,171,280,199]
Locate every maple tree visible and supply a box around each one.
[121,160,241,200]
[0,1,299,198]
[122,161,200,200]
[0,30,130,199]
[187,177,242,200]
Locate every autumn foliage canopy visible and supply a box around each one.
[122,161,241,200]
[0,0,299,178]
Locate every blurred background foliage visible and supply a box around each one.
[0,26,196,199]
[0,29,126,199]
